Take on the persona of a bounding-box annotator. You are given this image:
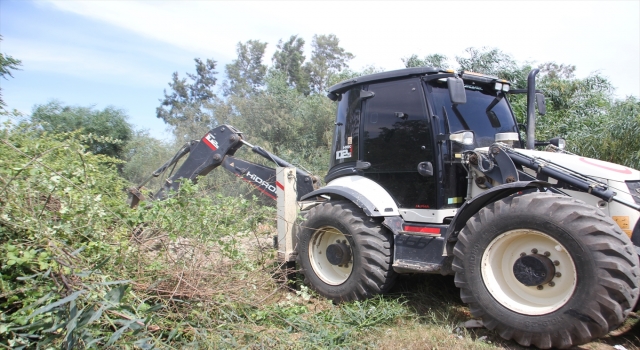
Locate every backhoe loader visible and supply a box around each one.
[129,67,640,348]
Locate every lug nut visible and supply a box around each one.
[520,252,526,257]
[531,248,538,254]
[537,285,544,290]
[555,272,562,278]
[544,251,550,257]
[554,260,560,266]
[548,281,555,287]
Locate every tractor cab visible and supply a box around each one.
[326,67,520,212]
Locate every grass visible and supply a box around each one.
[2,123,640,349]
[125,216,640,349]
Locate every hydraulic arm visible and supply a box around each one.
[470,144,640,211]
[127,124,317,208]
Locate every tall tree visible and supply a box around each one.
[157,58,218,128]
[0,35,22,110]
[455,47,530,86]
[31,100,133,159]
[223,40,268,97]
[538,62,576,80]
[304,34,354,93]
[402,53,450,69]
[272,35,308,94]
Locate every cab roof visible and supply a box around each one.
[327,67,509,96]
[327,67,439,94]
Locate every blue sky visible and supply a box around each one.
[2,1,639,140]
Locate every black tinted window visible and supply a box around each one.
[363,79,430,171]
[329,87,361,169]
[429,81,518,148]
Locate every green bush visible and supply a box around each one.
[0,120,161,348]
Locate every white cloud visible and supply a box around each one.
[45,1,639,97]
[7,38,171,87]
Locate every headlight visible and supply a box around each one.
[550,137,566,149]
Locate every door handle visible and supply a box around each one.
[417,162,433,177]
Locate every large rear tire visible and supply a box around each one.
[452,192,640,349]
[297,201,396,302]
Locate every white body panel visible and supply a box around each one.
[400,208,457,224]
[470,148,640,238]
[513,148,640,181]
[325,175,400,216]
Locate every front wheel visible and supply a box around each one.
[453,193,640,349]
[297,201,396,302]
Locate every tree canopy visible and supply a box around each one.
[31,100,133,160]
[152,39,639,173]
[223,40,268,97]
[304,34,354,94]
[157,59,218,126]
[0,35,22,110]
[272,35,308,94]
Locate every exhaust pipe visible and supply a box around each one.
[526,69,540,150]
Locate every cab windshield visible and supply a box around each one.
[429,81,519,148]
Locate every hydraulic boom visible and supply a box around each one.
[127,125,317,207]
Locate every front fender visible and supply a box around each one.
[444,180,550,254]
[299,175,399,217]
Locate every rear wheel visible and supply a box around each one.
[452,192,640,349]
[297,201,396,302]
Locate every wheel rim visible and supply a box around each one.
[309,226,353,285]
[481,229,577,315]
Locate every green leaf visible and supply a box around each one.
[76,304,102,328]
[105,319,137,346]
[17,292,53,313]
[90,256,110,274]
[167,326,179,341]
[134,337,154,349]
[98,280,131,286]
[70,246,86,256]
[64,301,80,350]
[84,336,105,348]
[104,285,128,305]
[27,290,84,320]
[143,304,164,314]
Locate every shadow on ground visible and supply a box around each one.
[384,274,640,350]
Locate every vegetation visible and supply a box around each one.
[30,101,134,161]
[0,35,22,110]
[1,35,639,349]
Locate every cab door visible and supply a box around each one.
[361,78,436,209]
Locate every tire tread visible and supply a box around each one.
[452,192,640,349]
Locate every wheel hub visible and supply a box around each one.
[326,242,351,266]
[513,254,556,286]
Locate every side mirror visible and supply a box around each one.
[536,93,546,115]
[447,77,467,105]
